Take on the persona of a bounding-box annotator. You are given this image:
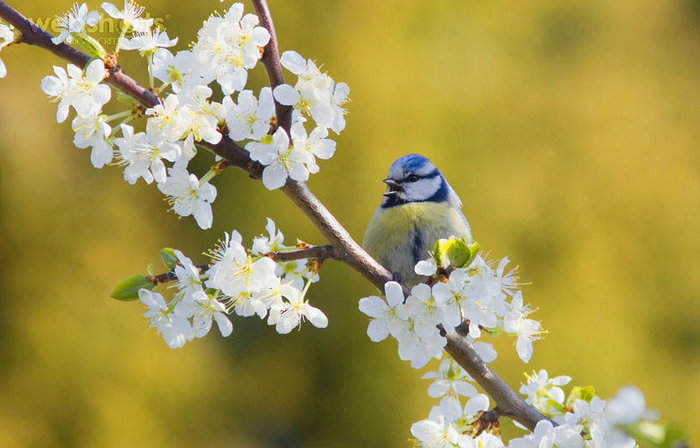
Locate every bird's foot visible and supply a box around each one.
[391,271,402,284]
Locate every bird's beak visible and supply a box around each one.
[383,178,401,196]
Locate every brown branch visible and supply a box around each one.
[445,333,548,429]
[148,245,336,285]
[268,245,336,262]
[0,0,552,433]
[147,264,210,285]
[250,0,292,134]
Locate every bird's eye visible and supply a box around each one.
[406,174,420,182]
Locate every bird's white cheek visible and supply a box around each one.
[401,177,441,202]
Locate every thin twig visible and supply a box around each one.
[268,245,336,262]
[148,264,210,285]
[147,245,336,285]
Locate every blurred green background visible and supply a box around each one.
[1,0,699,446]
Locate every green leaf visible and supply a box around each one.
[433,239,447,267]
[433,238,480,268]
[117,92,135,105]
[75,37,107,59]
[445,237,471,268]
[146,263,156,275]
[160,248,178,270]
[110,274,155,301]
[482,326,503,337]
[565,386,596,407]
[466,242,480,267]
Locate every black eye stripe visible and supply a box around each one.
[404,169,440,182]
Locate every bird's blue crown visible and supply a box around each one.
[381,154,456,209]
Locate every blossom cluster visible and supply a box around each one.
[358,240,672,447]
[412,364,664,448]
[512,370,665,448]
[135,218,327,348]
[38,1,349,228]
[359,243,541,369]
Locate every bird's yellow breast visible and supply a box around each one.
[362,201,471,286]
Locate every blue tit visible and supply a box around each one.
[363,154,472,287]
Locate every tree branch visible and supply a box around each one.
[148,264,210,285]
[148,245,337,285]
[445,333,548,429]
[0,0,550,433]
[250,0,293,134]
[268,244,336,262]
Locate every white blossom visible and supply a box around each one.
[431,268,469,329]
[252,217,286,254]
[192,2,270,94]
[494,256,519,296]
[289,120,336,173]
[174,290,232,338]
[41,65,73,122]
[115,124,181,184]
[390,316,446,369]
[405,283,449,338]
[52,3,100,45]
[246,127,311,190]
[70,59,111,114]
[152,49,201,93]
[205,231,281,313]
[504,291,542,363]
[604,386,647,426]
[360,280,447,368]
[139,288,193,349]
[476,433,505,448]
[172,249,204,298]
[358,281,406,342]
[146,94,181,142]
[101,1,145,27]
[428,394,489,429]
[122,28,178,55]
[329,81,350,133]
[415,257,438,276]
[565,396,606,429]
[273,50,349,132]
[422,357,477,399]
[223,87,275,141]
[411,415,473,448]
[157,167,217,229]
[472,341,498,363]
[71,112,113,168]
[41,60,111,122]
[519,369,571,416]
[267,286,328,334]
[175,86,224,155]
[509,421,583,448]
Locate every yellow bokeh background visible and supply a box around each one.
[1,0,699,447]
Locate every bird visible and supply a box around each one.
[363,154,473,288]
